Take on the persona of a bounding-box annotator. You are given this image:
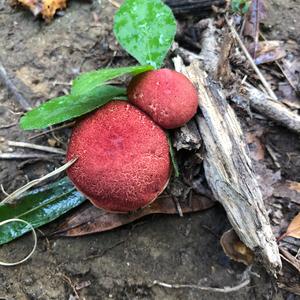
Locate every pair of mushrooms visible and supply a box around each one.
[67,69,198,212]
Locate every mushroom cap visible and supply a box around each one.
[128,69,198,129]
[66,100,170,212]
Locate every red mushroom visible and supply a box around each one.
[128,69,198,129]
[66,100,170,213]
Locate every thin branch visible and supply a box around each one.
[0,122,18,129]
[172,197,183,217]
[52,80,72,87]
[253,0,259,59]
[0,184,9,196]
[83,240,126,261]
[7,140,65,155]
[152,279,250,293]
[243,81,300,134]
[1,158,77,204]
[58,273,80,299]
[0,61,31,111]
[108,0,120,8]
[225,17,278,101]
[28,121,75,140]
[0,153,52,160]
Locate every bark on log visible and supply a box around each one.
[165,0,226,17]
[174,57,282,273]
[173,119,202,151]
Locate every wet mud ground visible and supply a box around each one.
[0,0,300,299]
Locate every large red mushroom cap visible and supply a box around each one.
[128,69,198,129]
[66,100,170,213]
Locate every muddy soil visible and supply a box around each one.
[0,0,299,299]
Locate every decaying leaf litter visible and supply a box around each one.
[1,0,300,299]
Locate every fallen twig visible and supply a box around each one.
[225,17,278,101]
[244,82,300,134]
[1,158,77,204]
[0,61,31,111]
[7,140,65,155]
[265,144,281,168]
[108,0,120,8]
[28,121,75,140]
[0,122,18,129]
[152,278,250,293]
[83,240,125,261]
[165,0,227,17]
[58,273,80,299]
[0,184,9,196]
[172,197,183,217]
[0,153,52,160]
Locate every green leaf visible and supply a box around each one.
[231,0,250,14]
[20,85,126,130]
[0,178,85,245]
[114,0,176,69]
[168,134,179,177]
[72,65,153,96]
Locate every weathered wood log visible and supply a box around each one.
[174,57,281,273]
[173,119,202,151]
[165,0,226,17]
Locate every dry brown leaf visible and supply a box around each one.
[52,194,215,237]
[282,55,300,93]
[246,132,265,161]
[254,162,281,199]
[244,0,267,39]
[247,41,286,65]
[273,180,300,205]
[220,229,254,266]
[285,212,300,239]
[288,181,300,193]
[16,0,67,21]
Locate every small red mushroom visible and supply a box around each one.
[127,69,198,129]
[66,100,170,213]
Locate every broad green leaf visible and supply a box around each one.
[72,65,153,96]
[0,178,85,245]
[114,0,176,69]
[20,85,126,130]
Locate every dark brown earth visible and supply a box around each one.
[0,0,299,299]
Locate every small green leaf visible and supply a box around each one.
[231,0,250,14]
[0,178,85,245]
[72,65,153,96]
[114,0,176,69]
[168,134,179,177]
[20,85,126,130]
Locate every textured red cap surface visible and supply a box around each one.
[66,101,170,212]
[128,69,198,129]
